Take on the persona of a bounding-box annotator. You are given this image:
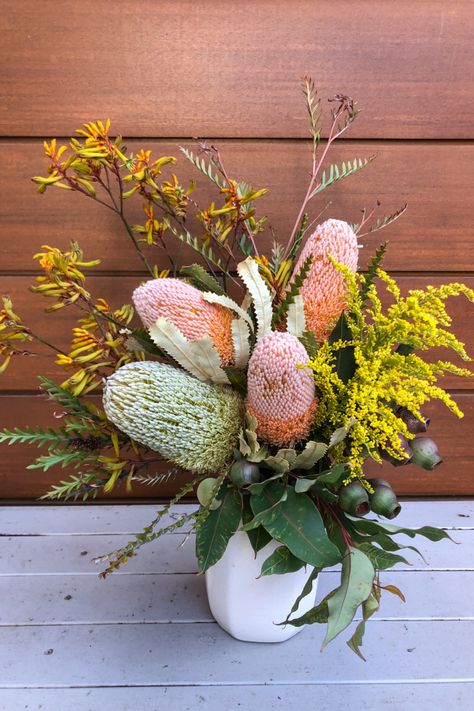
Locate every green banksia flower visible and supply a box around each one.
[103,361,244,473]
[338,481,370,516]
[410,437,443,471]
[369,485,401,519]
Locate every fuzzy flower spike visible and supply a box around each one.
[103,361,244,473]
[133,278,235,365]
[288,218,358,341]
[246,331,317,447]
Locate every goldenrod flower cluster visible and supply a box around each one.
[309,267,474,477]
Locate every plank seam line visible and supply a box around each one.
[1,679,474,690]
[1,568,472,577]
[1,617,473,628]
[2,136,474,144]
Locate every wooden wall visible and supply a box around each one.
[1,1,473,499]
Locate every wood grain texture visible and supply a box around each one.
[1,393,473,498]
[2,274,473,391]
[1,1,473,138]
[2,140,474,273]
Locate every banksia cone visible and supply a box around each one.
[287,219,358,340]
[103,361,244,473]
[133,278,234,365]
[246,331,317,447]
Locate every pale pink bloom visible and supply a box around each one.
[133,278,234,365]
[246,331,317,447]
[288,218,358,340]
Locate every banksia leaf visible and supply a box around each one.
[236,257,273,341]
[246,332,317,447]
[133,278,234,366]
[285,219,358,341]
[103,361,244,473]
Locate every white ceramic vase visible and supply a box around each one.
[205,530,317,643]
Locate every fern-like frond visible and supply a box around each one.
[131,468,180,487]
[168,225,229,275]
[310,156,375,199]
[270,240,286,275]
[41,473,101,501]
[27,449,96,472]
[0,426,71,449]
[287,213,308,262]
[302,76,321,147]
[272,254,313,326]
[179,147,224,188]
[38,377,100,421]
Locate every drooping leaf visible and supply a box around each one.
[328,313,356,384]
[196,485,242,572]
[357,542,411,570]
[260,546,305,576]
[251,484,341,568]
[322,547,375,649]
[280,567,320,624]
[237,257,273,341]
[242,495,272,555]
[287,294,306,337]
[348,517,452,543]
[380,583,406,603]
[346,619,367,661]
[180,264,225,295]
[282,589,336,627]
[149,317,230,384]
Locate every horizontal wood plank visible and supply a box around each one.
[2,140,474,273]
[2,273,473,392]
[1,530,471,576]
[1,393,473,497]
[1,1,473,138]
[2,684,473,711]
[2,500,472,535]
[1,569,472,624]
[1,621,473,686]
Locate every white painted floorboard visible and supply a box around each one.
[0,501,473,711]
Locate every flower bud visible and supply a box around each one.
[410,437,443,471]
[230,460,261,487]
[338,481,370,516]
[370,485,402,519]
[380,435,413,466]
[397,407,430,434]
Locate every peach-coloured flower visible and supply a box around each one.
[287,219,358,341]
[246,331,317,447]
[133,278,234,366]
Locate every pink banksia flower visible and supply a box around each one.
[246,331,317,447]
[133,278,234,365]
[287,218,358,341]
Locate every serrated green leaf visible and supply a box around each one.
[287,294,306,337]
[272,255,313,327]
[260,546,305,576]
[237,257,273,340]
[196,485,242,572]
[294,441,328,469]
[180,264,225,294]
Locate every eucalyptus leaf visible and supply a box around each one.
[282,589,335,627]
[242,495,272,555]
[315,464,348,485]
[346,619,367,661]
[251,484,341,568]
[348,517,452,543]
[260,546,305,576]
[322,547,375,649]
[357,542,411,570]
[196,485,242,572]
[242,483,288,531]
[280,567,320,624]
[294,478,318,493]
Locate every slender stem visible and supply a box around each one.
[24,329,69,357]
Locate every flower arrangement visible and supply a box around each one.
[1,78,473,657]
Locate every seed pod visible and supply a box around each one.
[397,407,430,434]
[370,485,402,519]
[367,477,392,490]
[338,481,370,517]
[230,460,261,487]
[380,434,413,466]
[410,437,443,471]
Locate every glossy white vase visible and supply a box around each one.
[205,530,317,643]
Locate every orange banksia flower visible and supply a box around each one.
[133,278,234,366]
[288,219,358,341]
[246,331,317,447]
